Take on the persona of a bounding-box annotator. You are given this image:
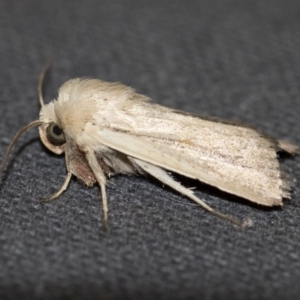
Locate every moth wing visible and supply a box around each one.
[85,120,289,206]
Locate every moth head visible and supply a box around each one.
[39,122,66,155]
[39,104,66,155]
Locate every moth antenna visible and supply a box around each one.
[0,120,44,175]
[38,57,52,107]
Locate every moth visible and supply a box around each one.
[0,66,298,228]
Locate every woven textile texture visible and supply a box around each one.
[0,1,300,299]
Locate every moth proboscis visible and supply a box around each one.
[0,64,298,229]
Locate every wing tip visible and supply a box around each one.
[278,140,300,155]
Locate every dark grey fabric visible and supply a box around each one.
[0,1,300,299]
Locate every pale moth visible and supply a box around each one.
[0,65,298,229]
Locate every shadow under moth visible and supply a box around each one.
[0,65,298,229]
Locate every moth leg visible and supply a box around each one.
[85,150,108,230]
[39,172,72,202]
[132,158,246,227]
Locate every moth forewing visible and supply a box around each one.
[91,121,288,206]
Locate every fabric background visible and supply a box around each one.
[0,1,300,299]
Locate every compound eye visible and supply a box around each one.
[46,122,66,146]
